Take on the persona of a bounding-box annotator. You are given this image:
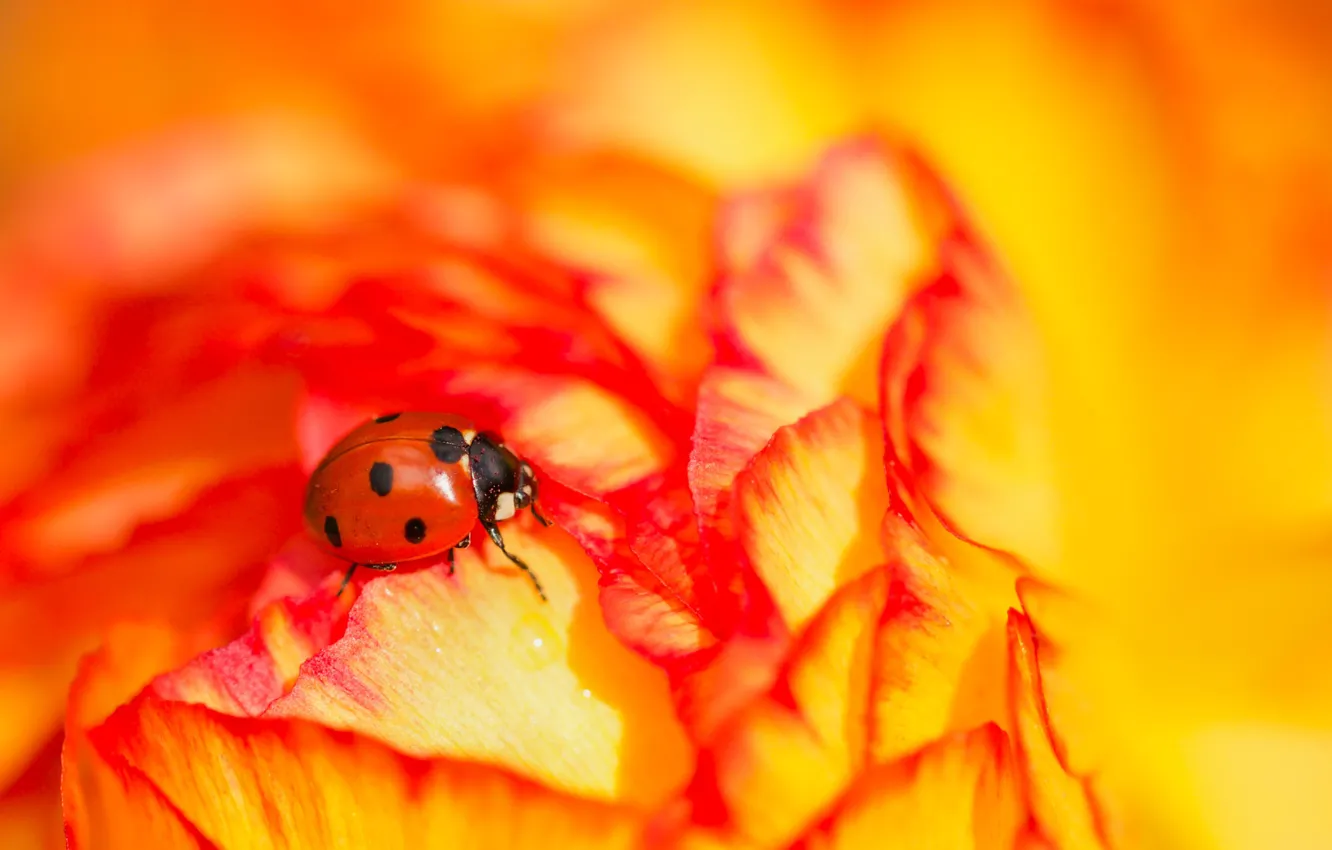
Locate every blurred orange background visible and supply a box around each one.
[1,1,1330,847]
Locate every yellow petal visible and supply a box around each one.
[264,527,692,808]
[735,399,889,630]
[870,514,1014,764]
[803,724,1023,850]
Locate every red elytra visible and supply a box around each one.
[302,411,550,599]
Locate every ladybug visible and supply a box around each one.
[303,412,551,600]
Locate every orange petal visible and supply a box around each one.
[68,758,214,850]
[664,568,890,848]
[869,512,1015,764]
[1007,610,1107,850]
[0,738,62,850]
[83,696,647,849]
[801,724,1023,850]
[0,468,300,791]
[62,620,236,848]
[5,366,299,573]
[714,136,948,408]
[880,235,1059,572]
[262,527,692,808]
[734,398,889,631]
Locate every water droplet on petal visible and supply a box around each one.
[581,688,592,699]
[511,614,561,670]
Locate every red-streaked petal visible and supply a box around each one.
[714,137,948,408]
[81,697,647,849]
[660,568,891,848]
[870,512,1015,764]
[150,578,350,716]
[880,234,1058,571]
[689,367,818,542]
[799,724,1023,850]
[734,399,889,631]
[1008,610,1108,850]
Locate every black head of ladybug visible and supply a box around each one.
[466,431,546,526]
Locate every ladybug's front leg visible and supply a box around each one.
[483,521,547,601]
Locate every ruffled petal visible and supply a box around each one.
[870,513,1015,764]
[81,697,647,849]
[714,137,947,407]
[734,399,889,630]
[1007,610,1107,850]
[662,568,890,848]
[880,233,1058,571]
[801,724,1023,850]
[149,575,350,716]
[689,366,816,542]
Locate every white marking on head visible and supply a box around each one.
[494,491,516,521]
[522,484,533,496]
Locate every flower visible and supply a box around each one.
[2,2,1329,849]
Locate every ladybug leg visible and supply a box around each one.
[336,563,359,597]
[336,563,396,598]
[483,521,547,602]
[445,548,456,576]
[530,502,553,528]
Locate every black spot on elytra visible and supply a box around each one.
[369,461,393,497]
[324,515,343,548]
[374,413,402,423]
[404,517,427,544]
[431,426,468,463]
